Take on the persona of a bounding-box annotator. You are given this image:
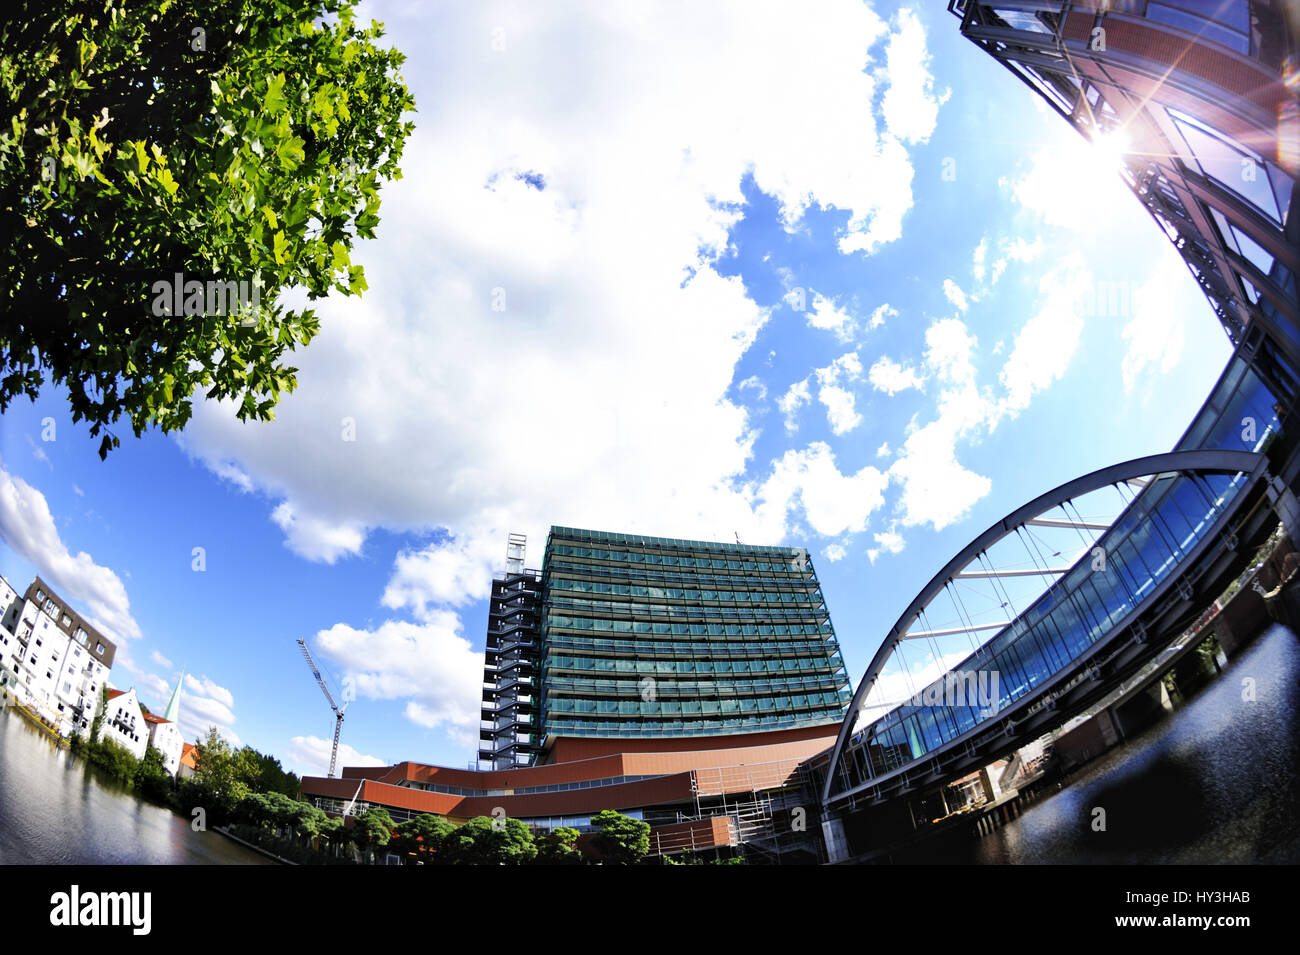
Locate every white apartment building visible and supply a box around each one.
[0,575,115,737]
[101,686,148,761]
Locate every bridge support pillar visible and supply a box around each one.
[821,816,849,864]
[1268,480,1300,549]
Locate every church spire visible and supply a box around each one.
[164,671,184,723]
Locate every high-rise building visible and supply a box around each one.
[306,527,851,861]
[479,527,851,768]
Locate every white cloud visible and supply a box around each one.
[755,443,889,539]
[270,502,366,564]
[883,258,1092,531]
[887,319,995,530]
[778,379,812,433]
[986,236,1043,286]
[868,355,926,395]
[805,293,857,342]
[876,442,891,458]
[943,278,970,312]
[737,375,767,401]
[782,352,867,436]
[175,3,947,586]
[288,736,386,778]
[1010,139,1134,231]
[879,7,950,146]
[869,303,897,329]
[212,461,254,493]
[874,528,906,555]
[155,4,957,750]
[824,543,847,562]
[973,236,988,283]
[889,419,993,531]
[1121,255,1190,394]
[818,385,862,435]
[997,255,1091,421]
[135,671,172,705]
[312,616,482,737]
[184,673,235,710]
[0,461,142,649]
[382,533,501,617]
[150,649,174,670]
[178,679,240,748]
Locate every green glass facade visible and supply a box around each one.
[538,526,852,742]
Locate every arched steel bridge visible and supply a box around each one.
[820,448,1283,814]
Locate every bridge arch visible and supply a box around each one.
[820,448,1274,809]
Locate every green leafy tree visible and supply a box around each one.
[88,685,106,743]
[0,0,416,457]
[84,736,140,784]
[188,725,249,822]
[534,826,584,866]
[133,742,171,801]
[234,746,300,798]
[352,807,395,863]
[590,810,650,865]
[317,815,348,857]
[238,790,273,828]
[441,816,537,865]
[391,813,455,863]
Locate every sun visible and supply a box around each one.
[1090,128,1133,174]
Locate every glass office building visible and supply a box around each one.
[480,526,853,767]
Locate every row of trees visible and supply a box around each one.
[178,726,301,826]
[224,795,657,866]
[71,698,301,825]
[336,807,653,865]
[74,707,677,865]
[68,732,171,802]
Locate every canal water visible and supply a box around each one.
[897,624,1300,863]
[0,707,270,864]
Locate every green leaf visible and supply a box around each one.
[272,230,289,265]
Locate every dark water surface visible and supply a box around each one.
[0,707,270,864]
[897,624,1300,863]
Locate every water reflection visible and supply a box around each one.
[898,625,1300,863]
[0,709,271,865]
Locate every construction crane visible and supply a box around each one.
[296,637,349,778]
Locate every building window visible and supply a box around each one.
[1169,107,1292,226]
[992,7,1054,34]
[1145,0,1250,55]
[95,643,104,654]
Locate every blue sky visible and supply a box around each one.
[0,2,1231,777]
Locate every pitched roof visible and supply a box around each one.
[106,689,126,701]
[180,743,199,770]
[142,712,170,724]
